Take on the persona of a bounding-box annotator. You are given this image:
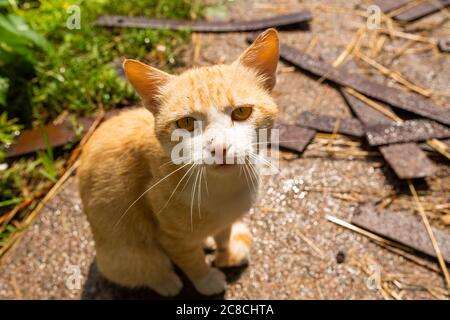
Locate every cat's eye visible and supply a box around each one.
[231,106,252,121]
[176,117,196,131]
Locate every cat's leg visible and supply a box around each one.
[158,233,226,296]
[95,242,183,297]
[213,222,252,268]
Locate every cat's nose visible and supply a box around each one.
[210,144,227,162]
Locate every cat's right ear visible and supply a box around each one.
[123,59,173,113]
[235,28,279,91]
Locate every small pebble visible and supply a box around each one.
[336,250,345,264]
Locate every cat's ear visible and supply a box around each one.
[123,59,173,112]
[235,28,279,91]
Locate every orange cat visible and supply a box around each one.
[77,29,279,296]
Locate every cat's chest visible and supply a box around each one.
[179,177,257,222]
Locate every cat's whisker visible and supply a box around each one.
[114,162,190,229]
[241,162,252,191]
[243,158,258,191]
[190,166,201,232]
[159,157,191,169]
[248,150,294,183]
[202,166,209,196]
[156,163,196,216]
[196,167,203,219]
[249,139,314,146]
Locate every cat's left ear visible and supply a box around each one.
[123,59,173,113]
[235,28,280,91]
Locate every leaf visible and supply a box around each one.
[0,76,9,105]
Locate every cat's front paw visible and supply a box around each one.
[192,268,226,296]
[151,272,183,297]
[214,223,251,268]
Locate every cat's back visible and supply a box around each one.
[77,107,161,203]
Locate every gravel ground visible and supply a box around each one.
[0,0,449,299]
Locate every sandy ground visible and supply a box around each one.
[0,0,449,299]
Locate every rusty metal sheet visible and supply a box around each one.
[352,202,450,263]
[379,143,436,179]
[97,11,312,32]
[4,118,94,158]
[366,119,450,146]
[372,0,411,13]
[5,109,124,158]
[342,89,438,178]
[277,123,316,153]
[341,90,394,126]
[269,40,450,126]
[394,0,450,22]
[438,37,450,53]
[297,112,365,137]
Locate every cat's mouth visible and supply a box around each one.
[211,163,238,170]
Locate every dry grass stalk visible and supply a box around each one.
[332,26,366,68]
[370,35,387,59]
[10,275,23,300]
[408,180,450,290]
[294,229,325,259]
[356,52,433,97]
[426,139,450,161]
[327,118,341,151]
[380,29,438,44]
[332,193,364,203]
[387,0,427,18]
[326,215,415,254]
[305,35,318,54]
[343,87,402,121]
[191,32,202,64]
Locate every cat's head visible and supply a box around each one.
[123,29,279,173]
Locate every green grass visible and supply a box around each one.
[0,0,206,223]
[21,0,205,119]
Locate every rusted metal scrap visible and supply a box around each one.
[373,0,450,22]
[96,11,312,32]
[341,90,394,126]
[352,202,450,263]
[394,0,450,22]
[341,90,437,179]
[372,0,411,13]
[5,109,123,159]
[269,40,450,126]
[366,120,450,146]
[379,143,436,179]
[5,118,94,159]
[297,111,365,138]
[277,123,316,153]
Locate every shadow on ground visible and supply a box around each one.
[81,257,246,300]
